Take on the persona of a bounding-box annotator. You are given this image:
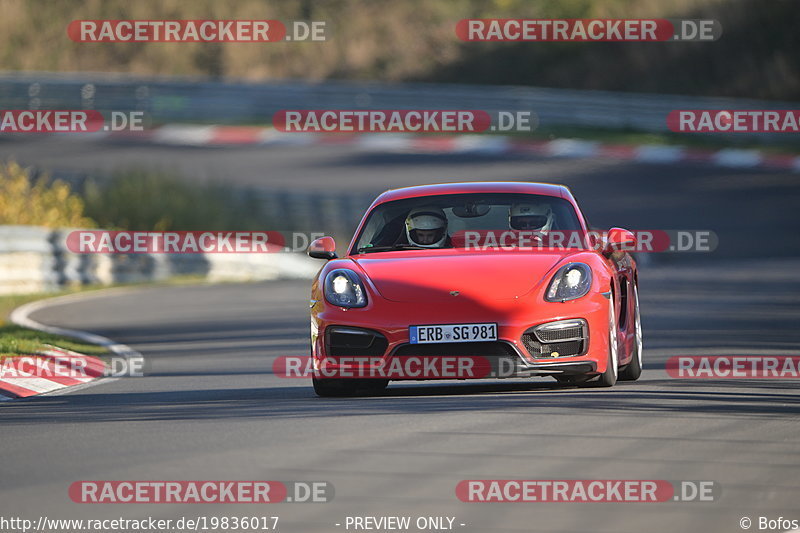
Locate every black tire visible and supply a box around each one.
[619,284,643,381]
[312,376,388,397]
[360,379,390,395]
[595,293,619,387]
[312,375,358,397]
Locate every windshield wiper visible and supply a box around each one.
[356,244,428,253]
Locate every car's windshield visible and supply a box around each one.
[353,192,584,253]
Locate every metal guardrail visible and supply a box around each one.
[0,72,797,138]
[0,225,319,295]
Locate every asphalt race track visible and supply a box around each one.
[1,139,799,533]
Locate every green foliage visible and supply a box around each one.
[82,170,271,231]
[0,324,108,358]
[0,161,96,228]
[0,0,795,99]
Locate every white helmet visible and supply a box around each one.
[509,203,554,232]
[405,206,448,248]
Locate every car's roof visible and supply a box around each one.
[373,181,571,204]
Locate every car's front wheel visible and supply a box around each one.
[312,376,389,397]
[595,293,619,387]
[312,375,357,397]
[619,283,643,381]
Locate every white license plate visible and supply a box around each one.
[409,323,498,344]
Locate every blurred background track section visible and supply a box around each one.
[1,72,798,138]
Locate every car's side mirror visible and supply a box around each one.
[605,227,636,254]
[308,236,338,260]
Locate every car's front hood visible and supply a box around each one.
[352,250,577,302]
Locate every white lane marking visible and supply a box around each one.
[152,124,215,146]
[357,133,413,151]
[713,148,763,168]
[635,145,685,163]
[0,376,65,394]
[8,288,145,398]
[453,135,510,154]
[545,139,600,158]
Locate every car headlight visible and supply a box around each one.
[324,269,368,308]
[545,263,593,302]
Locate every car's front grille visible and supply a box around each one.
[393,341,517,357]
[326,326,388,357]
[522,320,588,359]
[535,325,584,343]
[392,342,521,377]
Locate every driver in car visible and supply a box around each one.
[507,203,556,248]
[509,203,555,232]
[403,206,451,248]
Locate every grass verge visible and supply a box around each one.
[0,275,207,360]
[0,324,107,360]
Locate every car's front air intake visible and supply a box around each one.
[326,326,388,357]
[522,319,588,358]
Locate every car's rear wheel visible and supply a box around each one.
[595,293,619,387]
[312,376,388,397]
[619,283,643,381]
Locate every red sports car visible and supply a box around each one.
[307,182,642,396]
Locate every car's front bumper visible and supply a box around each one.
[310,290,612,380]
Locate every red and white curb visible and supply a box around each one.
[46,125,800,173]
[0,347,105,400]
[2,289,144,401]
